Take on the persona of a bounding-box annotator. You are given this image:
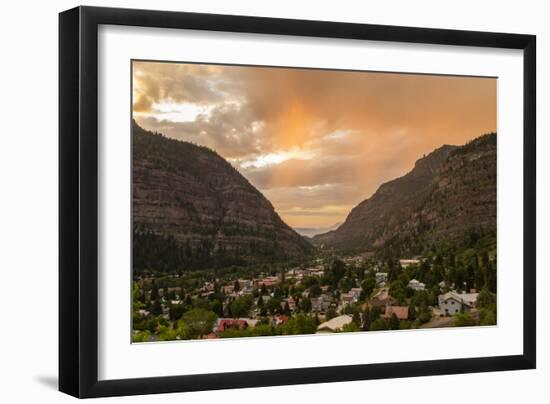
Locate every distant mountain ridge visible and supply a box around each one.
[294,222,343,238]
[313,133,497,254]
[132,121,313,271]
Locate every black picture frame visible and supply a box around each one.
[59,6,536,398]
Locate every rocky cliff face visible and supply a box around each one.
[313,133,497,253]
[132,121,313,265]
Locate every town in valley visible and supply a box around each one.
[133,242,497,342]
[131,62,497,343]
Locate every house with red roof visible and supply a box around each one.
[383,305,409,320]
[215,318,248,334]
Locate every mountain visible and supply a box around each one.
[294,222,343,238]
[132,121,313,272]
[313,133,496,254]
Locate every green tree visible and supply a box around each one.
[157,325,177,341]
[282,315,317,335]
[360,276,376,300]
[309,284,322,297]
[230,295,253,318]
[368,305,382,325]
[408,304,417,321]
[389,313,400,330]
[151,299,163,316]
[327,259,346,286]
[479,309,496,326]
[341,322,361,333]
[282,302,291,316]
[177,308,217,339]
[454,311,476,327]
[170,303,185,321]
[260,283,268,296]
[150,280,159,301]
[132,330,151,343]
[477,287,496,309]
[265,297,282,315]
[369,318,389,331]
[362,306,371,330]
[413,303,431,325]
[325,308,337,320]
[486,260,497,293]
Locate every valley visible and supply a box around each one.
[132,122,497,342]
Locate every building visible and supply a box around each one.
[383,305,409,320]
[199,282,215,293]
[237,279,253,290]
[407,279,426,291]
[339,293,355,307]
[368,288,397,308]
[311,294,332,312]
[274,315,289,326]
[285,268,304,280]
[255,276,279,288]
[349,287,362,300]
[215,318,250,334]
[317,315,353,333]
[375,272,388,286]
[244,318,259,328]
[239,285,254,295]
[399,259,421,268]
[221,284,234,294]
[305,267,325,277]
[438,291,479,316]
[343,255,364,265]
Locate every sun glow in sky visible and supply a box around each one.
[132,61,496,230]
[237,149,315,169]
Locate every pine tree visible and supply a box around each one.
[150,280,159,301]
[408,304,417,321]
[282,302,291,316]
[389,313,400,330]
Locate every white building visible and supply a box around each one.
[399,259,421,268]
[349,287,362,301]
[375,272,388,286]
[317,315,352,333]
[408,279,426,291]
[438,291,479,316]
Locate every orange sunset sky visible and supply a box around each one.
[132,61,496,231]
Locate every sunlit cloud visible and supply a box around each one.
[238,149,315,169]
[323,129,353,140]
[132,61,496,229]
[137,101,215,123]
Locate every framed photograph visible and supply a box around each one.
[59,6,536,398]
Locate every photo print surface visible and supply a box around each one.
[131,60,497,342]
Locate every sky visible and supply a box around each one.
[132,61,496,232]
